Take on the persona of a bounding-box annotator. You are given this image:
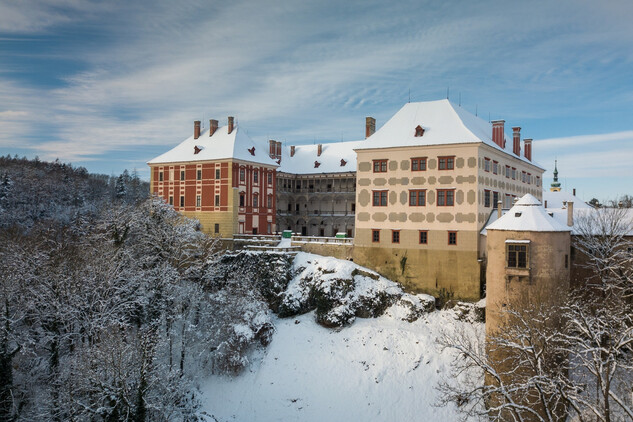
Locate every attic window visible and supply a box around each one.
[415,125,425,137]
[194,146,201,154]
[314,161,321,168]
[340,159,347,166]
[276,158,281,165]
[248,147,256,156]
[515,212,522,217]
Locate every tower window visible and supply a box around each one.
[507,243,529,268]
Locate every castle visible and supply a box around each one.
[147,99,601,301]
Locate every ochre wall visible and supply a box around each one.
[296,242,354,260]
[353,227,481,300]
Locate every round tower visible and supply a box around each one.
[484,193,571,420]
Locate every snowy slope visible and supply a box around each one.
[199,253,483,421]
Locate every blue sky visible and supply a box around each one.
[1,0,632,202]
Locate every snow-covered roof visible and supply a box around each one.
[547,207,633,236]
[148,125,278,167]
[278,140,362,175]
[356,99,543,169]
[542,189,593,210]
[486,194,570,232]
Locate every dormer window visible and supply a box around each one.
[314,161,321,168]
[340,159,347,166]
[194,146,201,154]
[415,125,425,137]
[248,147,256,156]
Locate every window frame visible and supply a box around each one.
[392,230,400,244]
[507,242,529,269]
[215,168,221,180]
[372,229,380,243]
[239,168,245,183]
[484,157,491,172]
[215,194,220,207]
[372,190,388,206]
[373,159,388,173]
[180,196,185,207]
[438,156,455,170]
[196,195,201,207]
[448,231,457,245]
[253,169,259,184]
[253,193,259,208]
[180,170,185,181]
[419,230,428,245]
[411,157,427,172]
[409,189,426,206]
[159,171,164,181]
[484,189,491,207]
[196,169,202,180]
[493,160,499,175]
[437,189,455,206]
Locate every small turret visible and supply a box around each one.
[550,160,561,192]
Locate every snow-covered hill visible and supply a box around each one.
[200,253,483,421]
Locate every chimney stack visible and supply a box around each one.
[491,120,505,148]
[290,146,295,157]
[497,200,502,218]
[228,116,234,134]
[524,138,532,161]
[209,119,218,136]
[567,201,574,227]
[317,144,322,156]
[366,117,376,138]
[194,120,201,139]
[512,127,521,156]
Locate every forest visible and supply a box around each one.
[0,156,284,421]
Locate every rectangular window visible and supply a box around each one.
[411,157,426,171]
[372,229,380,243]
[493,191,499,208]
[373,159,388,173]
[214,223,220,234]
[419,230,428,244]
[215,169,220,180]
[536,176,541,187]
[438,156,455,170]
[437,189,455,206]
[522,171,527,183]
[197,169,202,180]
[239,192,245,207]
[253,194,258,208]
[448,231,457,245]
[507,243,529,268]
[372,190,388,206]
[392,230,400,244]
[484,190,491,207]
[493,161,499,175]
[159,171,164,181]
[180,196,184,207]
[169,196,173,206]
[215,195,220,207]
[527,173,531,185]
[505,193,512,208]
[254,170,259,184]
[512,167,517,180]
[239,168,245,183]
[268,172,273,185]
[196,195,201,207]
[409,189,426,206]
[484,157,490,172]
[267,195,273,209]
[180,170,185,181]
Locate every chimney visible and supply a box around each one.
[228,116,234,134]
[491,120,505,148]
[497,200,502,218]
[567,201,574,227]
[573,188,576,196]
[524,138,532,161]
[366,117,376,138]
[194,120,201,139]
[290,146,295,157]
[317,144,322,156]
[209,119,218,136]
[269,140,276,158]
[512,127,521,156]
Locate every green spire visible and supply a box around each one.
[551,160,561,189]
